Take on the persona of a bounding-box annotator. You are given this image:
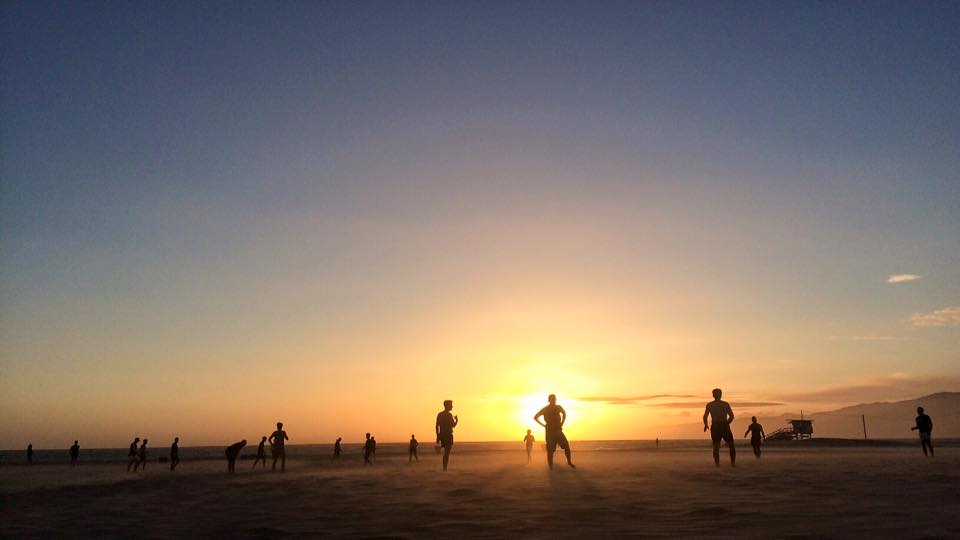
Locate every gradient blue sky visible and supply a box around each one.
[2,2,958,446]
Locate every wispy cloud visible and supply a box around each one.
[770,373,960,404]
[887,273,922,284]
[649,401,784,408]
[910,306,960,327]
[826,335,900,342]
[576,394,694,405]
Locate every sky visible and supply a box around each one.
[2,1,958,448]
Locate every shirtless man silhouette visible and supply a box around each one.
[744,416,765,458]
[127,437,140,472]
[534,394,575,470]
[253,436,268,469]
[269,422,289,472]
[523,429,535,464]
[408,434,419,463]
[435,400,458,471]
[703,388,736,467]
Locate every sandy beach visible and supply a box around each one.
[1,442,956,538]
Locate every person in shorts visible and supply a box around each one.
[269,422,289,472]
[703,388,736,467]
[534,394,576,470]
[435,400,458,471]
[911,406,934,457]
[744,416,765,458]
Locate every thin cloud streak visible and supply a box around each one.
[769,374,960,404]
[910,306,960,327]
[649,401,785,409]
[887,274,922,283]
[576,394,695,405]
[826,335,900,342]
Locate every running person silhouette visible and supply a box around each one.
[127,437,140,472]
[333,437,342,459]
[703,388,736,467]
[269,422,289,472]
[534,394,575,470]
[911,406,934,457]
[744,416,765,458]
[253,436,268,469]
[134,439,148,471]
[435,400,458,471]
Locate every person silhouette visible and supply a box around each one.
[27,444,33,465]
[523,429,535,464]
[225,440,246,473]
[363,433,373,465]
[334,437,342,459]
[435,400,458,471]
[269,422,289,472]
[370,436,377,460]
[910,406,934,457]
[409,435,419,463]
[127,437,141,472]
[253,436,268,469]
[744,416,765,458]
[170,437,180,471]
[703,388,736,467]
[656,438,659,449]
[134,439,148,471]
[69,440,80,466]
[534,394,575,470]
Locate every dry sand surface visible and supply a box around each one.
[1,445,957,538]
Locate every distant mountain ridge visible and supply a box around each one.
[787,392,960,439]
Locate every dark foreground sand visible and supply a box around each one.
[1,445,957,539]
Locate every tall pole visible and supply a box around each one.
[861,414,867,440]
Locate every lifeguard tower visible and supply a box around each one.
[767,419,814,441]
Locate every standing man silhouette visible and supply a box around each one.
[69,440,80,466]
[363,433,373,465]
[269,422,289,472]
[408,434,419,463]
[334,437,342,459]
[523,429,535,464]
[704,388,736,467]
[27,444,33,464]
[744,416,765,458]
[253,436,268,469]
[911,406,934,457]
[435,400,458,471]
[170,437,180,471]
[127,437,140,472]
[534,394,576,470]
